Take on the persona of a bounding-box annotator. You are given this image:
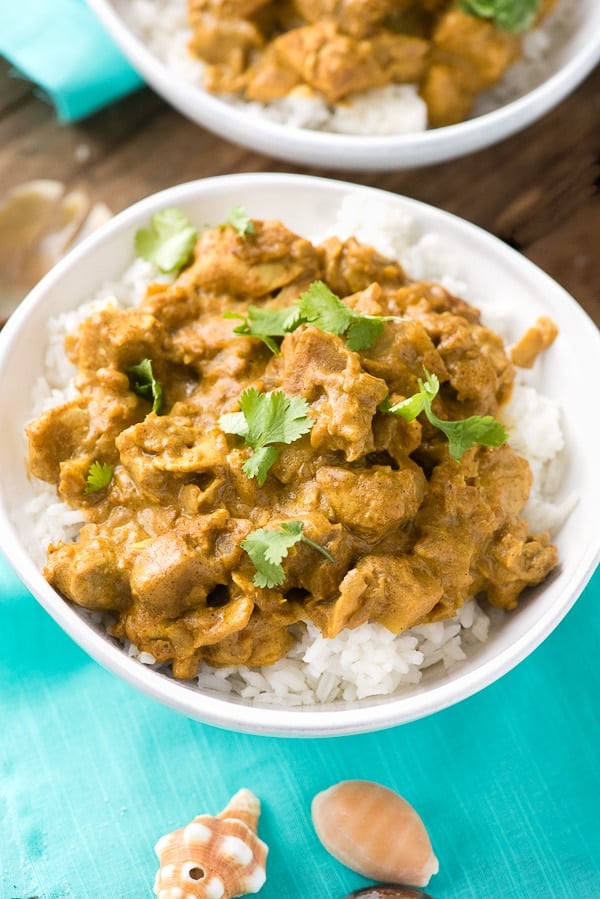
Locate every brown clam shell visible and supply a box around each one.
[345,887,434,899]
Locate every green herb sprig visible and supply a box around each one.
[134,208,198,273]
[221,205,255,239]
[127,358,163,414]
[225,280,402,354]
[224,305,301,354]
[297,281,403,351]
[219,388,313,485]
[459,0,541,33]
[242,521,334,588]
[381,369,508,460]
[85,460,113,494]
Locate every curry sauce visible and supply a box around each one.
[187,0,560,127]
[27,218,558,678]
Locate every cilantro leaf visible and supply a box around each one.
[382,368,508,460]
[297,281,401,351]
[346,316,384,352]
[217,410,248,437]
[85,460,113,494]
[242,520,334,588]
[242,446,280,483]
[459,0,540,32]
[224,305,301,354]
[297,281,354,336]
[461,0,495,12]
[240,388,312,448]
[222,205,255,238]
[127,358,163,414]
[224,282,404,354]
[219,388,313,485]
[428,410,509,461]
[382,371,439,421]
[134,208,198,273]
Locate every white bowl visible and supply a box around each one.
[1,173,599,736]
[86,0,600,170]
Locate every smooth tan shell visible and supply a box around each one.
[311,780,438,887]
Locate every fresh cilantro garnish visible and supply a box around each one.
[224,305,301,354]
[223,281,403,354]
[382,369,508,460]
[242,521,334,588]
[219,388,313,485]
[429,407,509,461]
[297,281,401,351]
[221,205,255,238]
[459,0,540,32]
[127,358,163,414]
[134,208,198,273]
[85,460,113,494]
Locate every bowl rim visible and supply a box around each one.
[87,0,600,169]
[1,171,599,737]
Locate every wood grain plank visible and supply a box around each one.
[1,58,598,324]
[526,198,600,323]
[0,60,35,117]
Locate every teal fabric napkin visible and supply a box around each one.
[0,0,143,121]
[1,553,599,899]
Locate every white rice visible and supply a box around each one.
[21,198,573,705]
[125,0,577,136]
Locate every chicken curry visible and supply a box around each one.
[187,0,560,127]
[27,213,558,679]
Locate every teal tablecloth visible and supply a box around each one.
[1,554,599,899]
[1,5,598,894]
[0,0,142,121]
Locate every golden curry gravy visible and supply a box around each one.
[27,219,558,678]
[187,0,559,127]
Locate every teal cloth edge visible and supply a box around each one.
[0,0,144,122]
[1,552,599,899]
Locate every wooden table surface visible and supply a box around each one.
[1,57,598,326]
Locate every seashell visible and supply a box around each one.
[345,886,434,899]
[312,780,438,887]
[153,788,268,899]
[0,179,111,324]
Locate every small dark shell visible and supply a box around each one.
[345,887,434,899]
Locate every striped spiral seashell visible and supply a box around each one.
[153,788,268,899]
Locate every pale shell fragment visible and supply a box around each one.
[311,780,438,887]
[0,179,111,322]
[153,788,268,899]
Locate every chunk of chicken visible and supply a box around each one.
[422,9,521,126]
[320,236,407,297]
[27,399,90,483]
[475,522,558,610]
[116,417,228,500]
[308,555,443,637]
[292,0,397,38]
[316,465,426,539]
[281,326,388,461]
[46,529,132,612]
[247,21,428,104]
[510,316,559,369]
[65,305,167,374]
